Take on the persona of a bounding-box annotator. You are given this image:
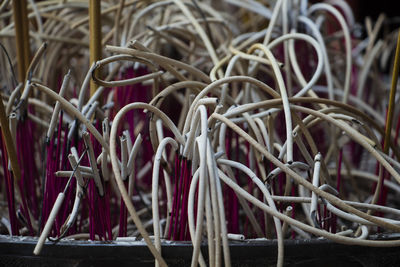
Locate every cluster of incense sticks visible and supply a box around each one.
[1,1,400,266]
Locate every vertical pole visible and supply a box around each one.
[12,0,30,82]
[373,30,400,209]
[89,0,102,96]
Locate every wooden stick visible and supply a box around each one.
[371,30,400,207]
[12,0,30,82]
[383,30,400,153]
[89,0,102,96]
[21,0,30,73]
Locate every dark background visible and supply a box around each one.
[347,0,398,23]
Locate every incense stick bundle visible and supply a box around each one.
[0,1,400,267]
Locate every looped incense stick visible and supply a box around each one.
[308,3,352,103]
[152,137,178,267]
[211,113,400,232]
[110,104,168,267]
[91,54,163,87]
[105,45,211,82]
[218,158,283,266]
